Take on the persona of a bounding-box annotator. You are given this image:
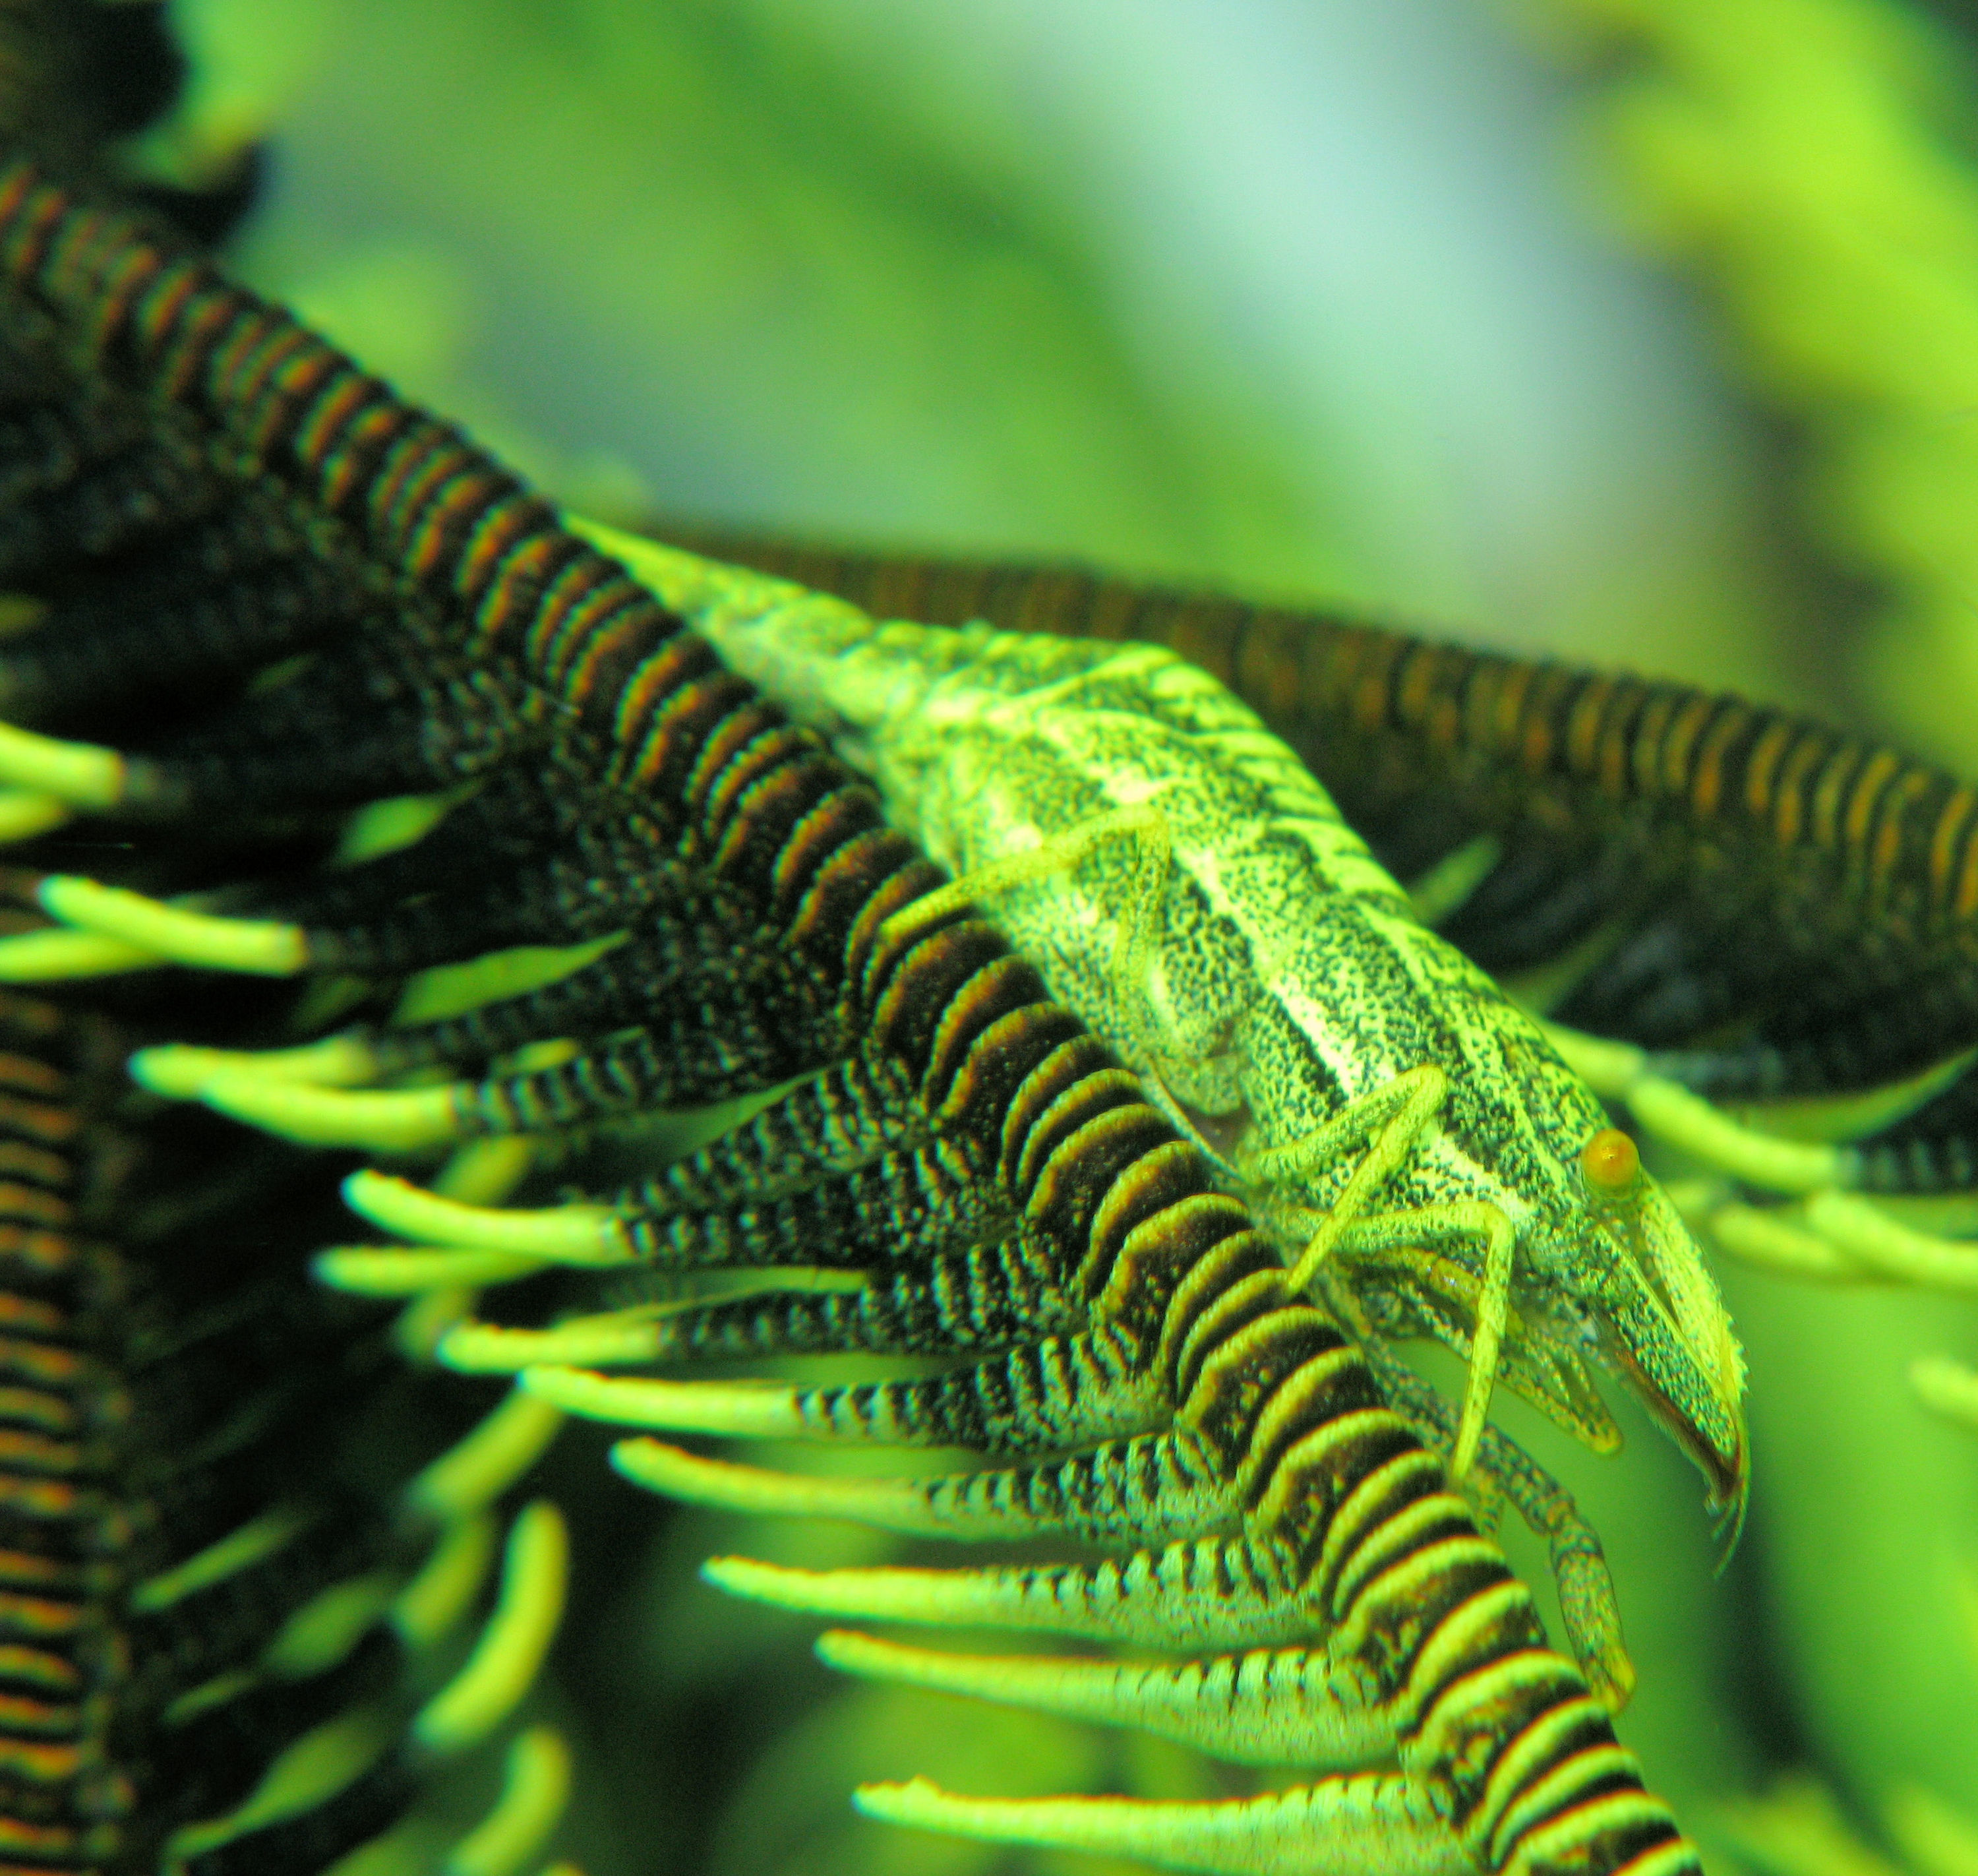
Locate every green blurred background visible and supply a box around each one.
[142,2,1978,1871]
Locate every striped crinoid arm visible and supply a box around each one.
[0,7,584,1871]
[0,168,1702,1871]
[0,981,574,1876]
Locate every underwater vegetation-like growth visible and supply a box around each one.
[0,77,1728,1870]
[5,0,1978,1870]
[0,7,574,1873]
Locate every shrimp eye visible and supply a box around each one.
[1581,1126,1640,1198]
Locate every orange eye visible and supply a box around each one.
[1581,1126,1640,1197]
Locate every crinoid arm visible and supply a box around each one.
[0,125,1706,1871]
[814,1629,1391,1767]
[1360,1344,1635,1712]
[855,1771,1476,1876]
[701,1546,1319,1652]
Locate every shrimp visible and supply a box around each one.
[576,525,1747,1523]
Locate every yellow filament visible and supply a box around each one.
[38,875,306,973]
[345,1168,628,1261]
[445,1728,573,1876]
[198,1073,466,1151]
[525,1368,805,1436]
[405,1388,565,1525]
[0,721,122,806]
[440,1316,666,1374]
[0,790,69,843]
[315,1246,549,1296]
[132,1033,380,1098]
[0,928,163,981]
[413,1501,568,1757]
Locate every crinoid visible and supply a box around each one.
[0,46,1718,1876]
[0,6,576,1871]
[23,5,1978,1873]
[0,967,572,1876]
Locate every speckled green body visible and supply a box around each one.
[587,525,1747,1513]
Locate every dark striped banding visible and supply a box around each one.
[0,82,1700,1876]
[0,10,578,1871]
[0,984,509,1876]
[673,531,1978,1173]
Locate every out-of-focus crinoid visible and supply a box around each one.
[0,5,574,1871]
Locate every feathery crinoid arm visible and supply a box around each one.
[0,146,1708,1874]
[0,9,576,1868]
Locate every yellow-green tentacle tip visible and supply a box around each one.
[716,1549,1271,1639]
[1706,1204,1863,1281]
[197,1072,466,1151]
[527,1370,805,1436]
[852,1772,1474,1876]
[133,1034,381,1099]
[1910,1354,1978,1433]
[702,1554,892,1615]
[1626,1075,1842,1194]
[444,1727,572,1876]
[439,1316,665,1374]
[0,791,69,843]
[434,1137,539,1206]
[131,1506,311,1614]
[0,721,122,806]
[161,1709,386,1864]
[819,1627,998,1689]
[814,1631,1394,1768]
[1804,1190,1978,1292]
[315,1246,548,1296]
[613,1439,934,1527]
[414,1500,568,1758]
[259,1575,397,1685]
[1540,1023,1647,1099]
[396,1286,479,1366]
[37,876,307,974]
[1406,833,1501,928]
[394,1513,500,1650]
[405,1388,566,1525]
[338,791,455,865]
[0,927,163,981]
[703,1555,1065,1629]
[345,1169,630,1261]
